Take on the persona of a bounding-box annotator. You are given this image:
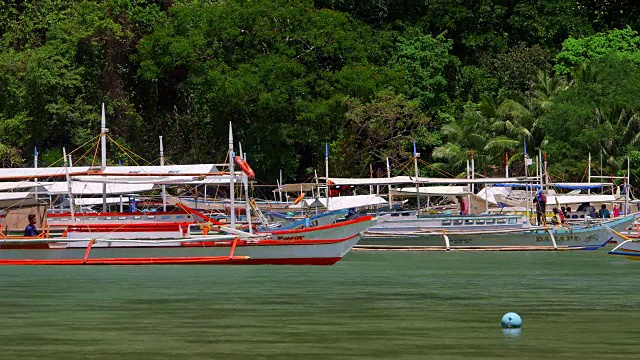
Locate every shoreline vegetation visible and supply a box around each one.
[1,1,640,188]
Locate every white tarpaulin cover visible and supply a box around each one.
[391,186,468,197]
[43,182,154,195]
[324,176,415,186]
[0,164,220,181]
[304,194,387,211]
[0,192,41,207]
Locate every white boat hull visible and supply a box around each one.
[359,215,635,249]
[0,217,375,265]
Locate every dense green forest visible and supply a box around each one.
[2,0,640,187]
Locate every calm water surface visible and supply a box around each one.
[0,250,638,359]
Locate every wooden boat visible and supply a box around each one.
[358,214,636,250]
[0,215,375,265]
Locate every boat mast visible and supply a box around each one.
[34,147,38,202]
[229,122,236,228]
[544,152,548,186]
[101,103,108,212]
[159,136,167,212]
[325,142,329,212]
[386,157,392,210]
[538,149,543,191]
[625,156,630,215]
[413,142,420,213]
[278,168,283,203]
[63,147,75,221]
[587,153,591,195]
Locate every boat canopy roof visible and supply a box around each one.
[43,181,154,195]
[0,164,221,181]
[391,186,468,197]
[0,192,42,207]
[325,176,539,186]
[549,182,613,190]
[303,194,387,211]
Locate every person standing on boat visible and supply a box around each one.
[533,190,547,225]
[24,214,38,237]
[456,195,468,216]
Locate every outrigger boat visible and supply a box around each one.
[0,215,374,266]
[0,111,376,265]
[359,214,635,250]
[607,225,640,259]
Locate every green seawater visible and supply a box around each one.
[0,250,638,359]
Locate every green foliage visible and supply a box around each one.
[333,91,437,176]
[390,28,459,112]
[555,27,640,75]
[1,0,640,190]
[543,57,640,177]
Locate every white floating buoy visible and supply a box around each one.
[501,312,522,329]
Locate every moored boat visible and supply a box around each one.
[0,215,375,265]
[358,214,635,250]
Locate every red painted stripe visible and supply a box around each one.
[63,222,193,232]
[0,256,341,265]
[47,211,193,218]
[269,215,373,235]
[181,233,360,247]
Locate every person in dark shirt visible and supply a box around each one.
[24,214,38,237]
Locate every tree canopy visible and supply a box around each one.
[1,0,640,190]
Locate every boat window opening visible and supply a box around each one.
[176,215,184,219]
[89,217,98,221]
[105,217,112,220]
[476,219,485,225]
[147,216,156,219]
[401,212,410,216]
[496,219,507,224]
[453,219,463,226]
[391,213,400,217]
[508,218,517,224]
[464,219,474,225]
[442,220,451,226]
[161,216,170,220]
[118,216,126,220]
[486,219,496,225]
[133,216,141,220]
